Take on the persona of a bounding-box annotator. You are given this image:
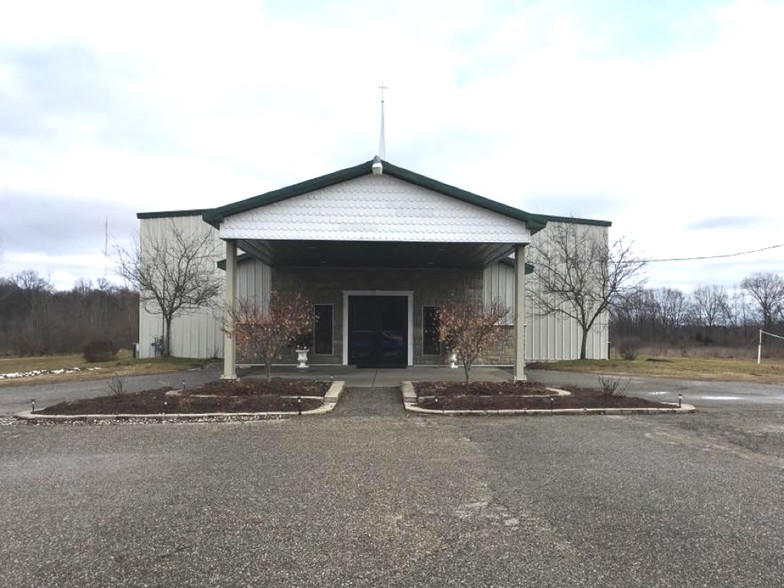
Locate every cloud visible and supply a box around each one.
[687,216,764,230]
[0,41,181,150]
[1,0,783,292]
[647,250,784,292]
[518,193,623,220]
[0,192,138,289]
[2,44,117,116]
[5,251,121,291]
[1,193,137,256]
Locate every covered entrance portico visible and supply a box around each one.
[203,159,546,381]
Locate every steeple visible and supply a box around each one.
[378,83,387,159]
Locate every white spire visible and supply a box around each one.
[378,83,387,159]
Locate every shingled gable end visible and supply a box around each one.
[137,159,611,377]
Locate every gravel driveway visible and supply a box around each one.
[2,397,784,587]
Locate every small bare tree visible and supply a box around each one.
[597,374,629,397]
[116,222,222,356]
[531,221,646,360]
[225,291,312,380]
[107,375,126,397]
[436,298,509,385]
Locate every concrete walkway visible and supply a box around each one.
[332,387,404,417]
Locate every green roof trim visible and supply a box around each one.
[138,209,208,220]
[536,213,612,227]
[202,159,548,233]
[216,253,253,270]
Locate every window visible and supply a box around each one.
[422,306,441,355]
[314,304,333,355]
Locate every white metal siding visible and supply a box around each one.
[483,263,516,324]
[137,215,226,358]
[220,175,532,243]
[237,258,272,308]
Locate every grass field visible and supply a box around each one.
[3,353,784,386]
[530,356,784,384]
[0,352,215,387]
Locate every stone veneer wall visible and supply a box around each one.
[476,325,515,366]
[272,266,498,365]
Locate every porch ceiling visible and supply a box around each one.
[236,239,516,269]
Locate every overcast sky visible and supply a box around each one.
[1,0,782,292]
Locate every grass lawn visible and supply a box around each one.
[530,356,784,384]
[0,351,215,387]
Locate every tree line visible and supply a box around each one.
[610,272,784,350]
[0,270,138,357]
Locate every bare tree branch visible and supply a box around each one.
[224,291,312,380]
[530,222,646,359]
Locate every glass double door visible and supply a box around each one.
[348,296,407,367]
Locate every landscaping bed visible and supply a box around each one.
[36,378,329,415]
[414,381,675,411]
[31,378,678,417]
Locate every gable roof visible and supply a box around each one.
[202,159,549,233]
[537,213,612,228]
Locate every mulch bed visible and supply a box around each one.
[195,379,328,397]
[414,381,675,411]
[416,380,553,397]
[37,378,329,415]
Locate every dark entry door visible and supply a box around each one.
[348,296,407,367]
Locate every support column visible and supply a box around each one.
[222,240,238,380]
[513,244,527,381]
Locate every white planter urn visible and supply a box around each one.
[447,351,458,369]
[296,349,310,369]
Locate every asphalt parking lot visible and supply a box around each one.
[2,380,784,587]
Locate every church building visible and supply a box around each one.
[136,157,611,380]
